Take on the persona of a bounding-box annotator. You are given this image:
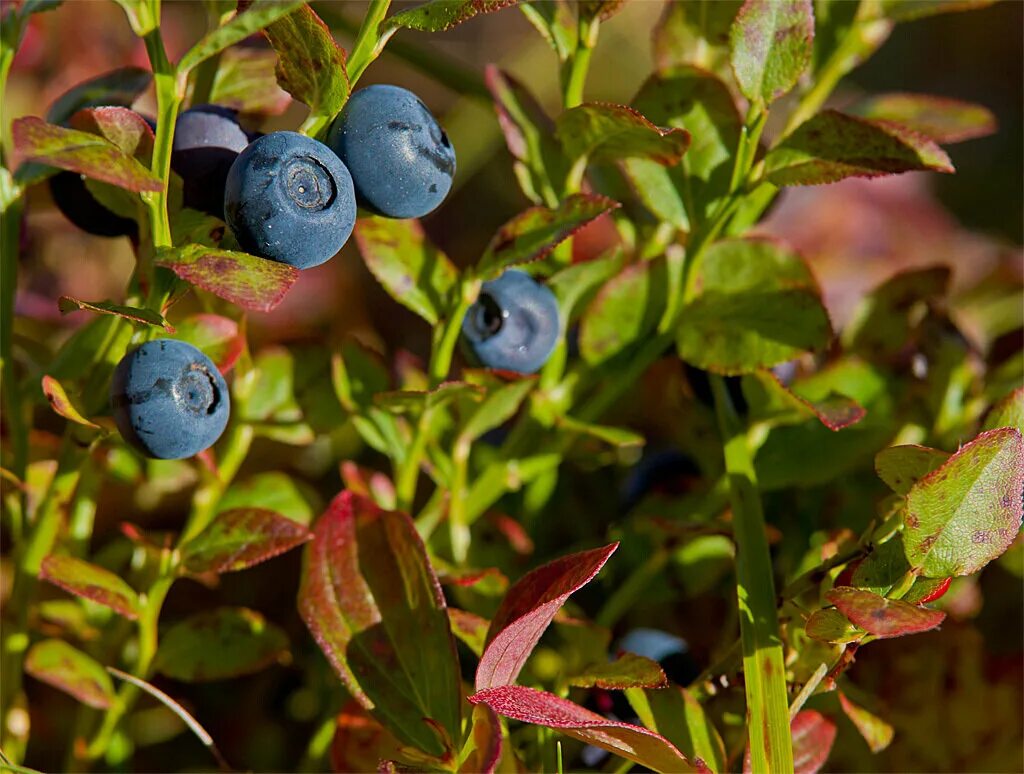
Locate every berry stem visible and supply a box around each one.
[562,14,598,110]
[346,0,392,86]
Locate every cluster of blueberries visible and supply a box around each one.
[72,85,560,459]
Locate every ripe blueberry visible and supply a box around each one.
[224,131,356,269]
[110,339,230,460]
[171,104,249,217]
[327,84,456,219]
[462,270,560,374]
[49,172,138,237]
[618,628,700,685]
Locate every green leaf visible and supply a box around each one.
[729,0,813,105]
[628,67,742,227]
[555,103,691,165]
[838,691,894,753]
[12,117,161,192]
[264,4,349,119]
[172,314,244,373]
[209,47,291,116]
[477,193,619,278]
[40,555,140,620]
[218,472,321,527]
[984,387,1024,434]
[653,0,743,73]
[875,444,950,495]
[353,217,458,325]
[448,608,490,657]
[375,381,482,415]
[742,370,865,431]
[177,0,307,76]
[463,453,562,525]
[156,244,299,312]
[765,110,954,186]
[155,607,289,682]
[519,1,576,62]
[57,297,172,331]
[826,586,945,638]
[877,0,995,23]
[568,652,666,690]
[557,416,645,448]
[676,237,832,374]
[579,257,668,365]
[45,67,151,126]
[852,535,911,595]
[241,347,314,445]
[25,639,115,710]
[179,508,311,575]
[854,93,997,144]
[804,607,863,644]
[626,685,727,774]
[903,427,1024,577]
[298,492,462,759]
[459,378,535,444]
[546,249,625,322]
[40,375,99,429]
[381,0,518,33]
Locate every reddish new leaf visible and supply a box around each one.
[58,297,173,331]
[156,244,298,312]
[743,710,836,774]
[172,314,245,373]
[461,704,503,774]
[67,106,154,162]
[477,194,620,277]
[555,103,691,165]
[25,639,115,709]
[476,542,617,690]
[41,375,99,429]
[298,492,462,759]
[40,555,140,620]
[12,116,161,192]
[855,93,997,144]
[469,685,700,773]
[449,608,490,658]
[826,586,945,638]
[179,508,311,575]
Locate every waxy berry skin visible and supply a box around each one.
[171,105,250,217]
[49,172,138,237]
[224,131,356,269]
[462,270,560,374]
[110,339,230,460]
[327,84,456,219]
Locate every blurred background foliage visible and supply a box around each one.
[3,1,1022,772]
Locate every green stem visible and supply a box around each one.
[711,375,792,774]
[142,28,184,254]
[346,0,392,86]
[595,548,669,628]
[395,409,431,512]
[429,291,474,387]
[180,420,254,543]
[449,440,470,564]
[67,454,101,556]
[562,15,597,109]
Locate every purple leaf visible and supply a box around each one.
[743,710,837,774]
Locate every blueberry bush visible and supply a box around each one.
[1,1,1021,772]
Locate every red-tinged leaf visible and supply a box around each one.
[330,701,406,774]
[264,4,349,118]
[477,193,620,277]
[743,710,836,773]
[569,652,667,690]
[855,93,997,144]
[555,103,691,165]
[45,66,152,126]
[875,444,950,496]
[155,607,289,682]
[469,685,701,773]
[298,492,462,759]
[764,110,954,186]
[172,314,245,373]
[25,639,115,710]
[40,555,140,620]
[838,691,894,753]
[67,106,154,163]
[729,0,814,105]
[156,244,298,312]
[744,370,865,431]
[381,0,518,33]
[354,217,458,325]
[476,542,617,690]
[12,117,161,192]
[628,685,727,773]
[179,508,311,575]
[826,586,945,638]
[449,608,489,657]
[209,47,291,116]
[904,575,952,605]
[460,704,502,774]
[40,375,99,429]
[904,428,1024,577]
[58,297,173,331]
[339,461,397,509]
[804,607,863,644]
[437,566,509,593]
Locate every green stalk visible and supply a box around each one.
[429,291,474,387]
[1,199,26,485]
[595,548,669,628]
[142,28,183,253]
[711,376,792,774]
[449,440,470,564]
[345,0,392,85]
[562,15,598,109]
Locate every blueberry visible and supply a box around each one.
[171,104,249,217]
[49,172,138,237]
[224,131,356,269]
[617,628,700,685]
[326,84,455,219]
[462,270,560,374]
[110,339,230,460]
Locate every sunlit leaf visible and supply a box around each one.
[627,685,727,773]
[838,690,894,753]
[579,257,668,365]
[210,47,292,115]
[40,375,100,429]
[25,639,115,709]
[983,387,1024,434]
[654,0,742,73]
[556,103,691,165]
[855,93,997,144]
[804,608,863,644]
[382,0,518,33]
[171,314,245,373]
[729,0,814,105]
[877,0,995,23]
[875,444,950,495]
[57,297,172,331]
[179,508,311,575]
[826,587,945,638]
[568,652,666,690]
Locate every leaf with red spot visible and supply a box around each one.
[381,0,518,33]
[470,685,701,773]
[172,314,245,373]
[764,110,954,186]
[40,555,140,620]
[476,193,620,278]
[58,297,173,332]
[40,375,100,429]
[13,116,161,192]
[25,639,115,709]
[854,93,997,144]
[298,492,462,760]
[156,244,299,312]
[903,427,1024,577]
[826,587,945,638]
[555,103,691,166]
[476,542,617,690]
[179,508,311,576]
[569,652,667,690]
[729,0,814,105]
